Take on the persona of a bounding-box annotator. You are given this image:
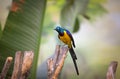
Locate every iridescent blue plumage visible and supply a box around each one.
[54,26,75,48]
[54,26,64,36]
[54,26,79,75]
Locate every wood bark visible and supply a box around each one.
[0,57,13,79]
[47,45,69,79]
[106,61,118,79]
[11,51,34,79]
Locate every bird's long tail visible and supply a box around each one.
[69,47,79,75]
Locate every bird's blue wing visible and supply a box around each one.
[65,29,76,48]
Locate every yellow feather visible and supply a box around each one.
[59,31,72,48]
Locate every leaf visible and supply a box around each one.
[0,23,2,38]
[0,0,46,79]
[60,0,107,32]
[73,17,80,32]
[60,0,89,32]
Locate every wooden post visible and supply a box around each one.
[0,57,13,79]
[20,51,34,79]
[11,51,23,79]
[47,45,69,79]
[11,51,34,79]
[106,61,118,79]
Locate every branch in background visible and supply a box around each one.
[106,61,118,79]
[47,45,69,79]
[0,57,13,79]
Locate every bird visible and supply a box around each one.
[54,26,79,75]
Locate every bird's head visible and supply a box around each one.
[54,26,64,35]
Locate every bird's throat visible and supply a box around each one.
[59,32,64,36]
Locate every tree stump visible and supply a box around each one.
[47,45,69,79]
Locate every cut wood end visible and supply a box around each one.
[7,57,13,61]
[24,51,34,58]
[106,61,118,79]
[21,51,34,75]
[109,61,118,72]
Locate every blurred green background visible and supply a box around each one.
[0,0,120,79]
[37,0,120,79]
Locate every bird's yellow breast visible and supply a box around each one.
[59,31,71,48]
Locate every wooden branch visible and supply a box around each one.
[20,51,34,79]
[11,51,23,79]
[106,61,118,79]
[11,51,34,79]
[47,45,69,79]
[0,57,13,79]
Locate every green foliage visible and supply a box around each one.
[41,1,58,43]
[86,0,107,20]
[41,0,65,43]
[73,17,80,32]
[60,0,107,33]
[0,23,2,38]
[0,0,46,79]
[60,0,89,32]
